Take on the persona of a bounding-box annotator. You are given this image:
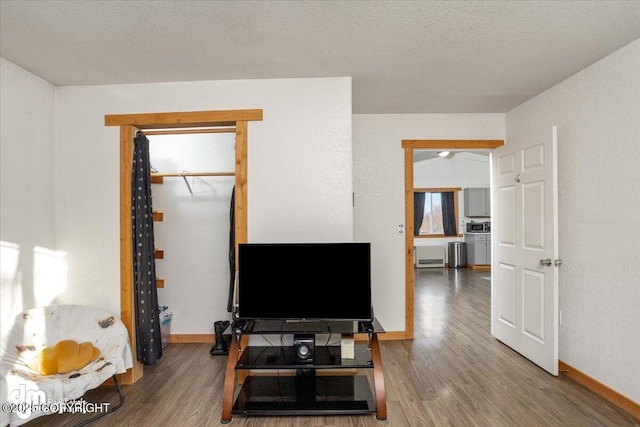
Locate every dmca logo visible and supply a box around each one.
[3,384,110,420]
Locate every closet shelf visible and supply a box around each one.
[156,278,164,289]
[152,211,164,221]
[151,172,235,184]
[154,250,164,260]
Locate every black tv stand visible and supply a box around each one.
[220,318,387,423]
[283,320,331,332]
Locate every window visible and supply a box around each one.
[420,192,443,234]
[414,188,461,237]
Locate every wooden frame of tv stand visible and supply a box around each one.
[220,320,387,423]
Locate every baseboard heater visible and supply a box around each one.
[415,246,445,268]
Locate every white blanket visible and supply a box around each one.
[1,305,133,426]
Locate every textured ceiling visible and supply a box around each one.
[2,1,640,114]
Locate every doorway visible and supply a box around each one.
[402,139,504,339]
[105,109,262,383]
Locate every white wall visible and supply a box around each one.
[149,133,236,334]
[352,114,505,331]
[414,152,490,189]
[52,77,354,328]
[0,58,59,325]
[506,39,640,402]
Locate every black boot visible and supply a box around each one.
[210,320,231,355]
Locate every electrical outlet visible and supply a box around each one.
[398,224,405,235]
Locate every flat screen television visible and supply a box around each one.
[235,242,373,322]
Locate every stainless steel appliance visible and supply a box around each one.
[466,221,490,233]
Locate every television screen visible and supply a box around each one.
[236,242,373,321]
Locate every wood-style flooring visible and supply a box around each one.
[26,268,639,426]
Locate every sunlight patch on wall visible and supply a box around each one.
[1,241,22,326]
[33,246,68,308]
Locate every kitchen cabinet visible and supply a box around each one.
[465,233,491,266]
[464,187,491,217]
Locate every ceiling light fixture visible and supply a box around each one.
[438,151,450,157]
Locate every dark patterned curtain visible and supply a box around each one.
[132,131,162,365]
[226,186,235,313]
[414,192,426,236]
[441,191,457,236]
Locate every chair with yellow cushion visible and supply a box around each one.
[1,304,133,426]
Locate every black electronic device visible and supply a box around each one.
[232,320,246,335]
[359,320,374,333]
[235,242,373,322]
[293,334,315,363]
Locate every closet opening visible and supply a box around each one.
[105,109,262,384]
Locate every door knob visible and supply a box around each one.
[539,258,552,267]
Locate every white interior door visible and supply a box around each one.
[490,126,559,375]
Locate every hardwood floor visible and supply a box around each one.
[27,268,638,426]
